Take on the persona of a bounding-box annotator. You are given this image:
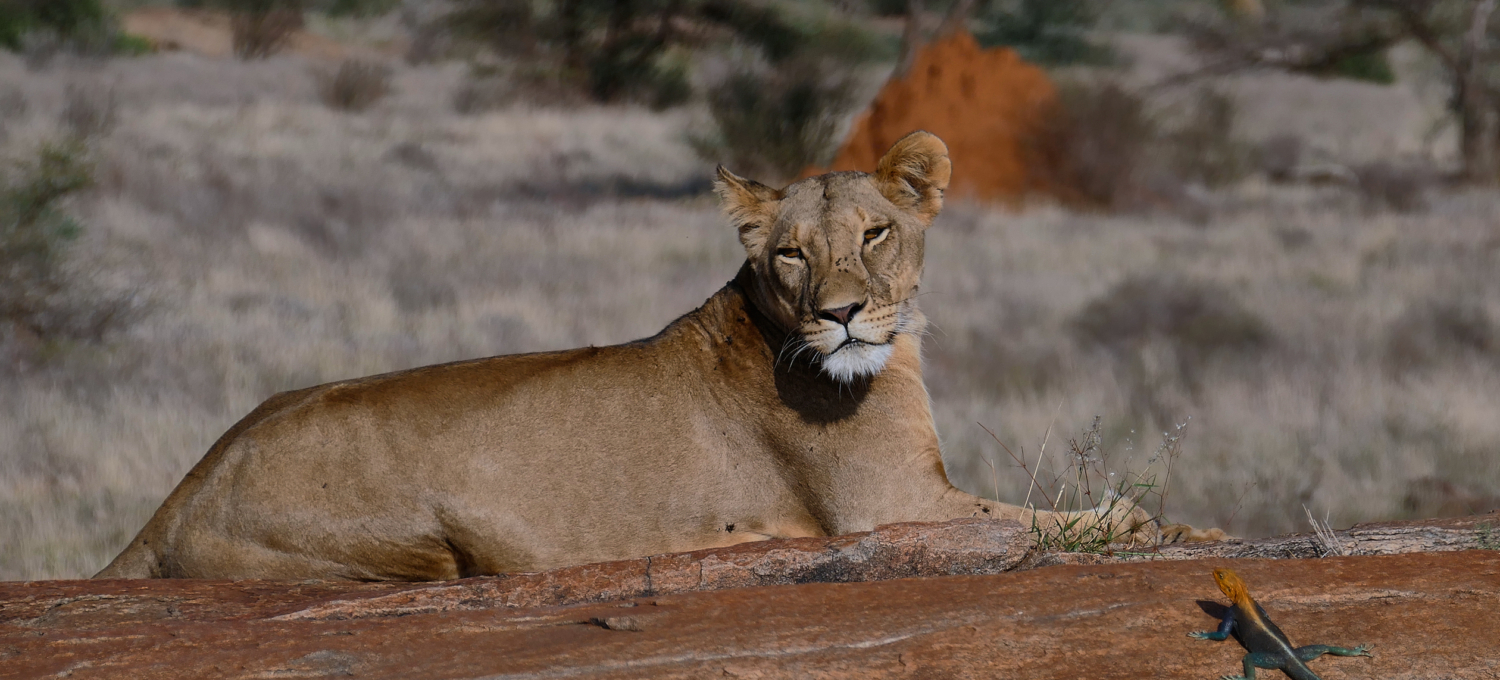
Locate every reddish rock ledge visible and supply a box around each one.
[4,515,1498,679]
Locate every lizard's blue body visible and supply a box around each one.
[1190,568,1372,680]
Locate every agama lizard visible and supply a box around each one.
[1189,567,1372,680]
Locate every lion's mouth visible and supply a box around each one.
[830,335,892,354]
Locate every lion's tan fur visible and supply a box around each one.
[96,132,1165,581]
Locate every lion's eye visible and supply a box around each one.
[776,247,803,261]
[864,227,889,244]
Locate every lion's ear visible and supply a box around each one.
[874,130,951,226]
[714,166,783,258]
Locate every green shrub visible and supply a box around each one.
[0,140,98,338]
[441,0,874,107]
[0,140,137,343]
[314,0,400,17]
[112,32,154,56]
[975,0,1114,66]
[0,0,115,53]
[1301,44,1396,85]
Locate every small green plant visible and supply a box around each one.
[0,0,145,57]
[1,137,136,341]
[0,0,107,51]
[1478,522,1500,551]
[983,415,1189,553]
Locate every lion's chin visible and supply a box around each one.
[818,342,895,383]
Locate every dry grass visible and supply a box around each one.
[1,41,1498,580]
[311,58,392,112]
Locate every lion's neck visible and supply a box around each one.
[659,268,949,535]
[665,264,932,426]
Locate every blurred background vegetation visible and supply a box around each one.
[2,0,1500,579]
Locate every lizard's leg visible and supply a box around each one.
[1189,611,1235,641]
[1218,652,1281,680]
[1294,644,1374,661]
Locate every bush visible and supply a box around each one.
[226,0,305,60]
[0,139,135,342]
[1306,45,1396,85]
[0,86,25,119]
[60,85,118,140]
[451,64,588,114]
[692,59,857,185]
[1028,80,1251,212]
[440,0,861,107]
[0,0,107,51]
[313,0,400,17]
[1354,161,1431,213]
[313,59,393,112]
[0,0,142,60]
[1074,275,1272,357]
[1385,298,1498,372]
[1163,87,1253,188]
[974,0,1114,66]
[1072,274,1272,399]
[1259,133,1303,183]
[1027,80,1157,209]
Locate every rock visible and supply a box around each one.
[4,551,1497,678]
[275,517,1033,620]
[818,30,1060,202]
[4,516,1499,678]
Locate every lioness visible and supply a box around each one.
[97,131,1195,581]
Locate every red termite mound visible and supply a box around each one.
[819,30,1059,202]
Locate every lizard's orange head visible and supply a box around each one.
[1212,568,1249,602]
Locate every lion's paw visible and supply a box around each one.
[1160,523,1232,544]
[1105,501,1159,548]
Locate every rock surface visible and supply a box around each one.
[4,516,1499,679]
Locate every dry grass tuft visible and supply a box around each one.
[312,59,392,113]
[60,84,117,140]
[1385,298,1498,372]
[231,6,304,60]
[1304,505,1346,557]
[1353,161,1434,213]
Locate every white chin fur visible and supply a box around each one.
[819,342,895,383]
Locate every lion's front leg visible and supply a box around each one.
[1028,498,1160,549]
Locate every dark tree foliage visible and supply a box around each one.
[444,0,860,106]
[0,0,109,51]
[972,0,1113,65]
[695,58,856,183]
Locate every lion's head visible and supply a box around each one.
[713,131,952,383]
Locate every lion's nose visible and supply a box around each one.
[817,302,862,326]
